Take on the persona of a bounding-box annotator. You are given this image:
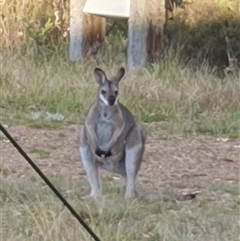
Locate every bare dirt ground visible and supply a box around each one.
[1,125,239,197]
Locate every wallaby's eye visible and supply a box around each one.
[115,90,118,95]
[101,90,106,95]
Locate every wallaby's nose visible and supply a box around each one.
[108,96,115,106]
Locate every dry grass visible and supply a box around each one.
[170,0,239,26]
[0,0,69,48]
[1,123,239,240]
[165,0,240,67]
[1,49,240,138]
[1,174,239,241]
[1,50,239,240]
[1,1,240,240]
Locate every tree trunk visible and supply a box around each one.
[69,0,106,61]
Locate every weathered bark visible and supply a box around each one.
[127,0,166,69]
[69,0,106,61]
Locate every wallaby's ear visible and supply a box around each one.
[94,68,107,85]
[115,67,125,82]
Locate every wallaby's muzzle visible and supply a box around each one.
[108,96,116,106]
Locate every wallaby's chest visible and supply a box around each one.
[95,120,114,143]
[94,114,115,145]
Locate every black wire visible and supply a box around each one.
[0,123,102,241]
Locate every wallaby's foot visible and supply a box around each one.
[81,191,102,201]
[124,195,136,206]
[124,189,139,206]
[82,193,104,210]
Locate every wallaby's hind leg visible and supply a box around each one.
[79,127,101,199]
[124,124,146,200]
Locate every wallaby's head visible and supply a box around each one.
[94,67,125,106]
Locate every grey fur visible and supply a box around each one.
[79,67,146,201]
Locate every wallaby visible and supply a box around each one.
[79,67,146,201]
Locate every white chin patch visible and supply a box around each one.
[114,96,119,105]
[100,94,109,106]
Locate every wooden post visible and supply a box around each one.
[127,0,148,70]
[127,0,166,69]
[69,0,106,61]
[69,0,85,61]
[84,15,106,58]
[146,0,166,62]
